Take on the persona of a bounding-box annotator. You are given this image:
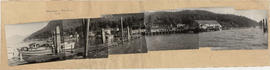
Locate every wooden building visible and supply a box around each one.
[194,20,222,31]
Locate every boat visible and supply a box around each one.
[18,25,72,63]
[18,43,66,63]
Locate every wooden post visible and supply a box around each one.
[75,32,79,42]
[265,18,266,27]
[140,19,143,36]
[262,19,265,32]
[84,18,90,57]
[102,28,106,43]
[266,18,268,30]
[127,26,131,40]
[71,43,73,53]
[262,19,264,27]
[55,26,61,54]
[264,18,268,33]
[139,24,142,35]
[19,51,23,61]
[53,31,56,54]
[121,17,124,42]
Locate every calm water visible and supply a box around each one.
[199,27,268,50]
[109,37,148,54]
[145,33,199,51]
[8,28,267,65]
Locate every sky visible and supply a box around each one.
[171,7,235,14]
[146,7,268,22]
[5,22,48,41]
[145,7,235,17]
[4,8,267,39]
[234,10,268,22]
[4,8,268,43]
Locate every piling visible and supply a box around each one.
[52,31,56,54]
[264,18,268,33]
[19,51,23,61]
[55,26,61,54]
[102,28,106,43]
[120,17,124,42]
[127,26,131,40]
[84,18,90,57]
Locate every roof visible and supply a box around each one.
[194,20,220,25]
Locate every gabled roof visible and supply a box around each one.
[194,20,220,24]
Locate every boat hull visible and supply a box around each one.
[20,48,65,63]
[22,54,64,63]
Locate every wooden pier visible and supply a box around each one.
[142,29,186,36]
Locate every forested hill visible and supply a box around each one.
[24,19,85,41]
[145,10,259,28]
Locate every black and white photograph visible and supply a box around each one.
[6,19,108,66]
[4,7,269,66]
[100,13,148,54]
[199,10,268,50]
[144,8,225,51]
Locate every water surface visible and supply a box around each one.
[145,33,199,51]
[199,28,268,50]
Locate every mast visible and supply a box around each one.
[84,18,90,57]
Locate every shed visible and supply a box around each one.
[194,20,222,31]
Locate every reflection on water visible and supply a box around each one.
[145,33,199,51]
[199,27,268,50]
[109,37,148,54]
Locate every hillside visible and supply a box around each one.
[91,13,144,30]
[24,13,144,41]
[145,10,259,28]
[24,19,85,41]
